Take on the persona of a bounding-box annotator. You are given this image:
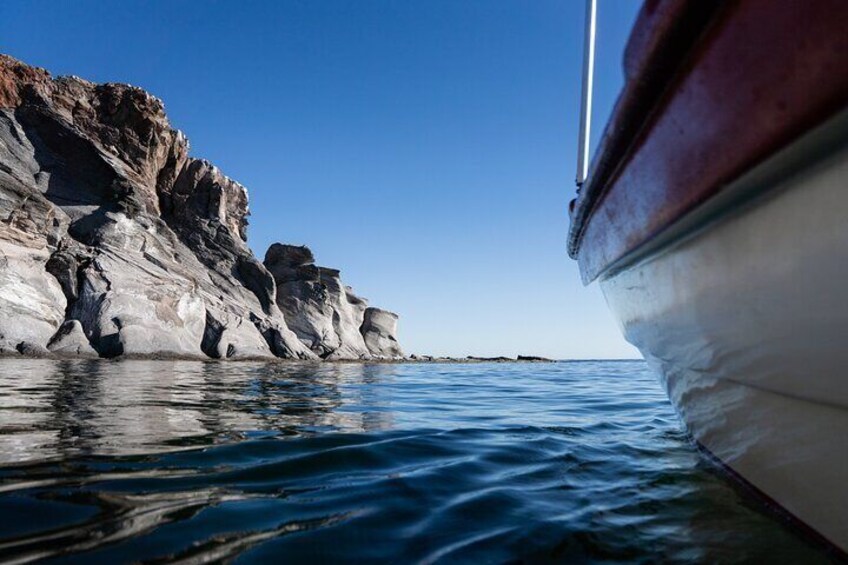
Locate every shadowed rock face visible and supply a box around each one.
[0,54,401,360]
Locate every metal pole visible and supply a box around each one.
[576,0,597,187]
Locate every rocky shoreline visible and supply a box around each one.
[0,54,403,361]
[0,351,557,363]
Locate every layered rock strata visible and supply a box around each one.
[0,54,402,360]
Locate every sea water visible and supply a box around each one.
[0,360,832,563]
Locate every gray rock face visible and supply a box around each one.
[361,308,404,358]
[47,320,98,357]
[0,54,402,360]
[264,244,372,359]
[0,105,68,353]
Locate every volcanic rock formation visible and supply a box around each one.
[0,54,402,360]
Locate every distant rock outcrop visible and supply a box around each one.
[361,308,404,358]
[0,54,402,360]
[264,243,403,360]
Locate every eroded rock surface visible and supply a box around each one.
[361,308,404,358]
[264,244,373,359]
[0,54,401,360]
[47,320,98,357]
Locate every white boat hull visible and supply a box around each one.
[599,124,848,551]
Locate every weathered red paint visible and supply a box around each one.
[570,0,848,283]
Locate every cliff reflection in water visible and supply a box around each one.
[0,360,395,464]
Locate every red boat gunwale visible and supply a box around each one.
[568,0,848,284]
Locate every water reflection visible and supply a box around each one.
[0,360,834,563]
[0,360,396,464]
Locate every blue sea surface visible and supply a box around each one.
[0,360,832,563]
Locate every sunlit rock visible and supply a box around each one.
[361,307,403,358]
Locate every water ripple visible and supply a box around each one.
[0,360,834,563]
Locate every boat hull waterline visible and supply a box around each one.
[568,0,848,551]
[598,125,848,552]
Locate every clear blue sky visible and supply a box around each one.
[1,0,641,359]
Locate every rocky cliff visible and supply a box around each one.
[0,54,402,360]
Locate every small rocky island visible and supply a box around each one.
[0,54,402,360]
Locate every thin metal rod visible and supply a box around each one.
[576,0,597,187]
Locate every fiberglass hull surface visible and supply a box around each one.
[598,137,848,551]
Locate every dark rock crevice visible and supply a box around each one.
[201,310,226,359]
[236,256,277,316]
[45,243,92,316]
